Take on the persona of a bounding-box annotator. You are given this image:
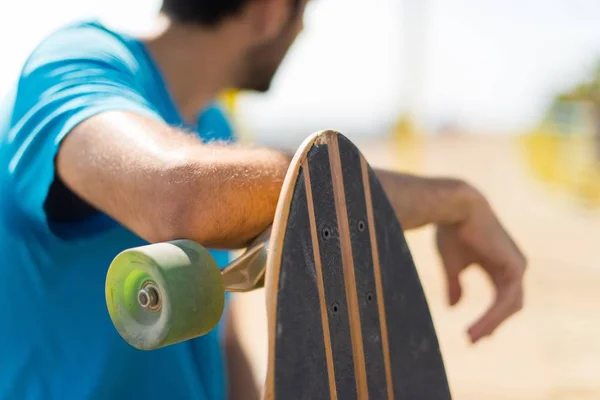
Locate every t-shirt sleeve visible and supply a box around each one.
[6,28,163,224]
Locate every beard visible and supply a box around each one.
[238,52,282,92]
[235,21,299,92]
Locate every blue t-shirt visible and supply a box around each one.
[0,21,235,399]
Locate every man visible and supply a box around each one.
[0,0,526,399]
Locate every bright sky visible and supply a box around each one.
[1,0,599,144]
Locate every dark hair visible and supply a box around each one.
[161,0,301,26]
[161,0,248,26]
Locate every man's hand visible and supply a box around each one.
[435,188,526,343]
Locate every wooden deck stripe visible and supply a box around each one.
[328,135,369,399]
[361,155,394,400]
[303,160,338,400]
[264,133,320,399]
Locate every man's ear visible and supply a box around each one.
[246,0,291,41]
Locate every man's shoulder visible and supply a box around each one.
[22,20,143,76]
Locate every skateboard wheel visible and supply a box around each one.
[105,240,225,350]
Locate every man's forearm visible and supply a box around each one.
[59,112,475,250]
[374,169,476,230]
[173,156,475,248]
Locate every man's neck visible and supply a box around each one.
[140,16,244,124]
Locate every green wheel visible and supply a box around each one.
[105,240,225,350]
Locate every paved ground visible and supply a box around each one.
[230,134,600,399]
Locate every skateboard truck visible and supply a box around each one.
[220,238,269,292]
[219,225,272,292]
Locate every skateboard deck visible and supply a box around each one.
[263,131,451,399]
[105,130,451,399]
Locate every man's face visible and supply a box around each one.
[237,0,307,92]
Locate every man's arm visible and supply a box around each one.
[57,111,289,248]
[57,111,473,248]
[59,110,525,341]
[375,169,475,229]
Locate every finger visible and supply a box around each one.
[468,283,522,342]
[446,269,462,306]
[439,253,465,306]
[468,282,523,343]
[436,227,468,306]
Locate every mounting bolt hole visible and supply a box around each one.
[366,292,374,303]
[358,220,366,232]
[332,302,340,315]
[321,227,331,240]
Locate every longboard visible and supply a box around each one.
[105,130,451,399]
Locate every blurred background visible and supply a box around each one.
[2,0,600,398]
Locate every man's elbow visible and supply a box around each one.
[156,193,256,249]
[143,175,226,246]
[138,161,261,248]
[145,187,207,244]
[131,161,204,243]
